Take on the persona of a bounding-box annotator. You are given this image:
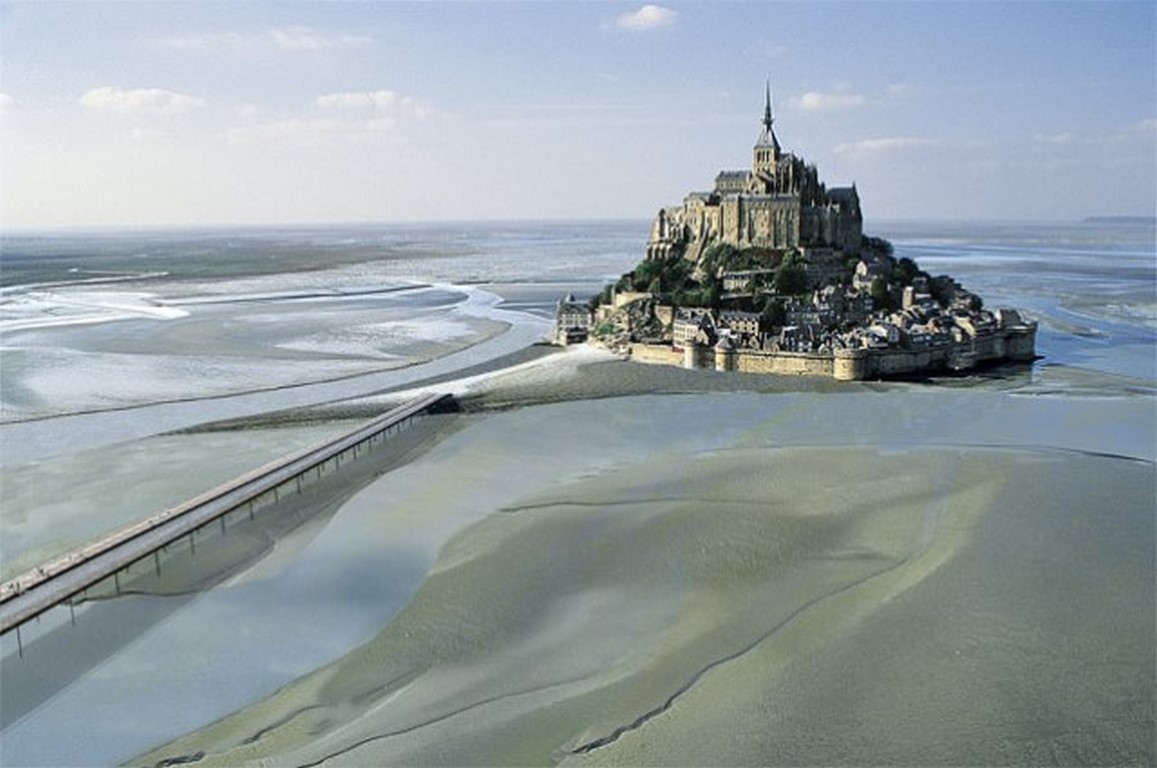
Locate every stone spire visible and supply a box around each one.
[756,78,780,154]
[763,79,774,132]
[751,79,781,189]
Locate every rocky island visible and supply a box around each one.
[555,85,1037,381]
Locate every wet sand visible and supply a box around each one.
[0,413,467,762]
[0,421,366,581]
[4,219,1151,766]
[133,357,1155,767]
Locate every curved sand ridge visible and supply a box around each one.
[137,437,1154,766]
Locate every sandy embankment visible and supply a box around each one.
[136,381,1156,766]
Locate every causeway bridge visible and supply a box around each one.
[0,392,454,654]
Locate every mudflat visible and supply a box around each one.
[135,371,1155,767]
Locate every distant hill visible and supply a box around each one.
[1082,216,1157,225]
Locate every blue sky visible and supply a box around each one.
[1,1,1154,229]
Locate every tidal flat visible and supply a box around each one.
[134,382,1155,767]
[1,220,1153,766]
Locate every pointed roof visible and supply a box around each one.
[756,79,781,153]
[763,80,773,130]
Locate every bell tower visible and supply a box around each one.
[752,80,780,189]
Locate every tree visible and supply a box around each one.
[590,283,614,309]
[870,276,893,312]
[761,299,787,327]
[665,256,692,291]
[774,263,808,296]
[861,235,894,259]
[929,276,955,308]
[841,255,860,283]
[700,242,738,277]
[705,280,722,308]
[892,257,921,286]
[633,259,662,291]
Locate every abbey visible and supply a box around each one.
[646,84,863,262]
[560,83,1037,380]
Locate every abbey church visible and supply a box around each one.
[646,85,863,262]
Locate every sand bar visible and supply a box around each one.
[132,386,1155,767]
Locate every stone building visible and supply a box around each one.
[718,309,765,338]
[671,308,716,351]
[646,84,862,263]
[554,293,594,345]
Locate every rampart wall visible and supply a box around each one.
[626,324,1035,381]
[628,343,683,366]
[736,350,834,376]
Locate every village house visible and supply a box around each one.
[718,309,765,338]
[721,269,776,294]
[554,294,594,345]
[852,257,890,291]
[672,308,716,350]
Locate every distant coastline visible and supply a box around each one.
[1082,216,1157,225]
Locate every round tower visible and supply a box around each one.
[833,348,870,381]
[714,335,737,372]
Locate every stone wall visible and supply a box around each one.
[613,290,652,309]
[869,348,946,377]
[1003,328,1037,360]
[735,350,834,376]
[628,343,683,366]
[624,323,1035,381]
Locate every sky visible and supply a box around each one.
[1,1,1154,229]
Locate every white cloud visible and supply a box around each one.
[270,26,372,51]
[833,137,940,154]
[616,4,678,30]
[1136,118,1157,131]
[154,31,250,51]
[398,96,432,119]
[129,127,167,142]
[0,92,14,110]
[757,42,789,59]
[153,27,372,53]
[317,90,399,111]
[791,90,867,112]
[224,88,429,146]
[317,90,432,118]
[1034,131,1074,145]
[225,118,346,146]
[79,86,205,114]
[224,116,401,146]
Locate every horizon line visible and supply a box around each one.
[4,214,1152,237]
